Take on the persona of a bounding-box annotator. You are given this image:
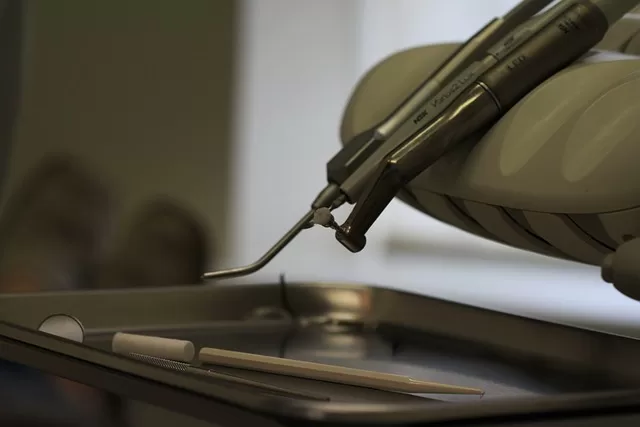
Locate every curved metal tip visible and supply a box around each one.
[201,210,315,281]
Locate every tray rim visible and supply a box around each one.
[3,281,640,424]
[3,319,640,426]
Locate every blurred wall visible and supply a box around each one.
[5,0,237,267]
[230,0,363,282]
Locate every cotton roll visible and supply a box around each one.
[112,332,195,362]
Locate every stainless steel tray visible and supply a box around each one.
[3,281,640,426]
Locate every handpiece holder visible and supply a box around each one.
[337,1,611,253]
[337,16,640,301]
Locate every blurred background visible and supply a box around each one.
[2,0,640,426]
[2,0,638,320]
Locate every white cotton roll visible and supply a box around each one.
[112,332,195,362]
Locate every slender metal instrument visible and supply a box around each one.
[128,353,330,401]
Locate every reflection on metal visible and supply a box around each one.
[285,283,375,325]
[286,332,372,360]
[245,306,292,322]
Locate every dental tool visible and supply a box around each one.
[335,0,640,253]
[337,0,578,204]
[202,0,553,281]
[199,346,484,395]
[125,353,331,401]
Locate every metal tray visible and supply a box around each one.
[3,281,640,426]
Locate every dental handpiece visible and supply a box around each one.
[338,0,576,205]
[201,0,555,281]
[321,0,556,206]
[335,0,639,253]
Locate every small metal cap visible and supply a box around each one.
[313,207,335,227]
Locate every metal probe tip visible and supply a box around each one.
[202,183,349,281]
[201,210,315,281]
[202,201,344,281]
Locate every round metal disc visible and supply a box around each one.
[38,314,85,343]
